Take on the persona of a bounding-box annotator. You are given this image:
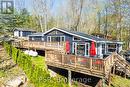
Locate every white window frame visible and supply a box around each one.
[72,42,77,55]
[47,36,51,42]
[85,43,90,57]
[72,42,90,56]
[60,36,65,42]
[47,36,65,42]
[41,37,44,41]
[102,43,106,54]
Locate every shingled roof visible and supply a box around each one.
[61,28,109,42]
[14,28,36,32]
[29,27,122,43]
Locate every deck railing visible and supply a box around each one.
[45,51,105,73]
[103,53,115,74]
[115,53,130,74]
[12,41,130,76]
[45,51,130,76]
[12,41,66,52]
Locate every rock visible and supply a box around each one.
[5,75,27,87]
[48,69,57,77]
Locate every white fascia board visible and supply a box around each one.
[43,27,97,42]
[28,35,44,37]
[97,41,113,43]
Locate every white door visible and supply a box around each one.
[73,42,90,56]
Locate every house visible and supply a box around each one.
[14,28,36,37]
[28,28,123,58]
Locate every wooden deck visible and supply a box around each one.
[12,41,130,79]
[12,41,66,52]
[45,50,130,78]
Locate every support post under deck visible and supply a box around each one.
[68,70,71,87]
[102,77,106,87]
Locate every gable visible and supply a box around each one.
[44,28,97,42]
[45,29,65,35]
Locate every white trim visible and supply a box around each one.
[72,42,77,55]
[102,43,106,54]
[28,34,44,37]
[43,28,97,42]
[47,36,51,42]
[85,43,90,56]
[107,41,124,44]
[47,36,65,42]
[20,31,23,37]
[72,42,76,54]
[72,42,90,56]
[60,36,65,42]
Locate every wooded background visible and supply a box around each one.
[0,0,130,49]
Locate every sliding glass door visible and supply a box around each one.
[73,42,90,56]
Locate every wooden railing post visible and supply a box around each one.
[74,55,76,67]
[103,60,106,74]
[45,50,47,61]
[90,58,92,70]
[58,42,59,50]
[62,53,64,65]
[124,65,127,79]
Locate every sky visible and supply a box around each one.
[14,0,106,15]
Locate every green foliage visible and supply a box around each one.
[0,8,39,36]
[0,71,6,77]
[111,75,130,87]
[3,42,70,87]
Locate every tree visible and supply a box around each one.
[32,0,54,32]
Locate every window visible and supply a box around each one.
[51,37,60,42]
[77,44,85,56]
[73,36,81,41]
[102,44,105,54]
[47,36,51,42]
[47,36,65,42]
[61,37,64,41]
[107,44,117,53]
[86,43,89,56]
[73,43,89,56]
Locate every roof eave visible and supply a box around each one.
[43,27,97,42]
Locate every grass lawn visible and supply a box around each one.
[31,56,47,69]
[111,75,130,87]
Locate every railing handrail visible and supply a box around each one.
[115,53,130,71]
